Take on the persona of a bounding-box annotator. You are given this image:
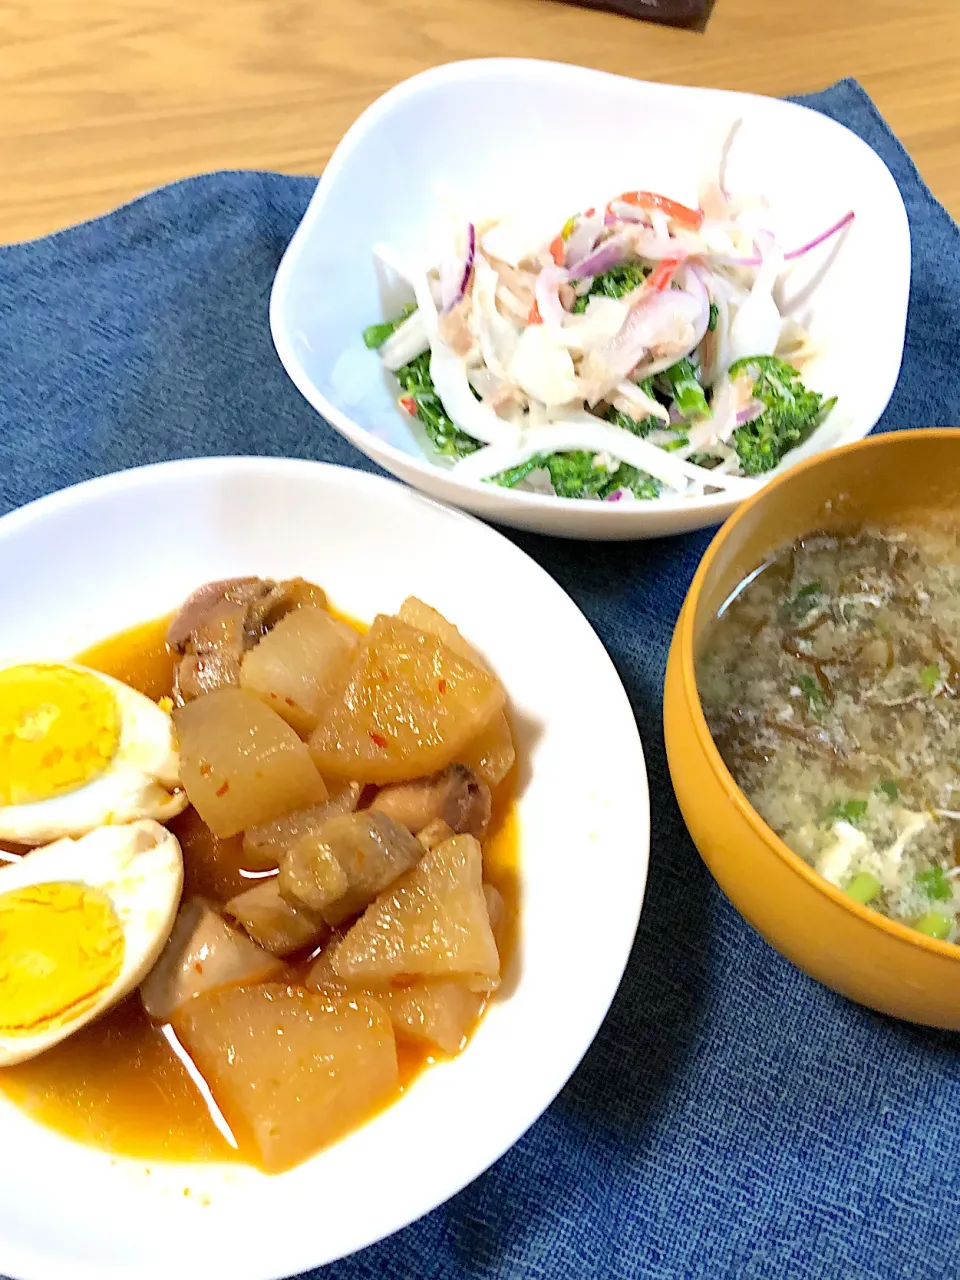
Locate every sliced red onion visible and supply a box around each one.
[564,215,603,266]
[783,210,855,260]
[535,267,569,327]
[736,399,764,426]
[706,211,855,268]
[440,223,476,314]
[567,232,631,278]
[604,489,625,502]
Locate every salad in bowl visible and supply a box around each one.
[365,185,852,505]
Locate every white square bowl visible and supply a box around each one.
[271,59,910,541]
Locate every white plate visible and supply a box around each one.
[271,58,910,541]
[0,457,647,1280]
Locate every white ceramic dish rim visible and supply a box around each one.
[271,57,910,526]
[0,457,648,1280]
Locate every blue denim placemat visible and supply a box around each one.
[2,79,959,1280]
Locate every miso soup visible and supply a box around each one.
[699,524,960,942]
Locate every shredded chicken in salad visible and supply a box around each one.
[364,183,853,503]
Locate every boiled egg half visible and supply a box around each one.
[0,662,186,844]
[0,820,183,1065]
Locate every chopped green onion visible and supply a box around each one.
[798,674,828,715]
[362,304,415,350]
[913,911,952,941]
[920,664,940,691]
[824,798,868,826]
[707,301,719,332]
[665,359,709,420]
[878,779,899,802]
[845,871,882,904]
[916,866,952,901]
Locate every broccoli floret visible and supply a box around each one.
[604,406,661,438]
[491,450,660,501]
[394,349,480,459]
[729,356,836,476]
[571,263,648,314]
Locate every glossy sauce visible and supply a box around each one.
[0,614,520,1166]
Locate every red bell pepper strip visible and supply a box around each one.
[609,190,704,230]
[647,258,681,292]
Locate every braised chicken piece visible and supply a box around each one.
[140,897,284,1020]
[370,763,491,839]
[168,576,327,704]
[225,879,329,958]
[278,810,423,926]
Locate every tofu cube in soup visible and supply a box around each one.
[323,834,500,992]
[240,606,359,736]
[278,811,424,925]
[308,616,505,783]
[174,689,327,836]
[173,985,398,1173]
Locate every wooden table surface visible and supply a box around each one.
[2,0,959,245]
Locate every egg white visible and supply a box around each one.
[0,820,184,1066]
[0,664,187,845]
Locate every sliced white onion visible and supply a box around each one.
[622,226,693,261]
[535,267,569,327]
[429,338,520,446]
[411,269,439,339]
[472,254,520,378]
[726,241,784,367]
[556,296,631,354]
[379,310,429,372]
[507,325,581,407]
[611,379,670,425]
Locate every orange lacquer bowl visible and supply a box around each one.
[664,429,960,1029]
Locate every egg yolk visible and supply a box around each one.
[0,882,125,1035]
[0,664,121,806]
